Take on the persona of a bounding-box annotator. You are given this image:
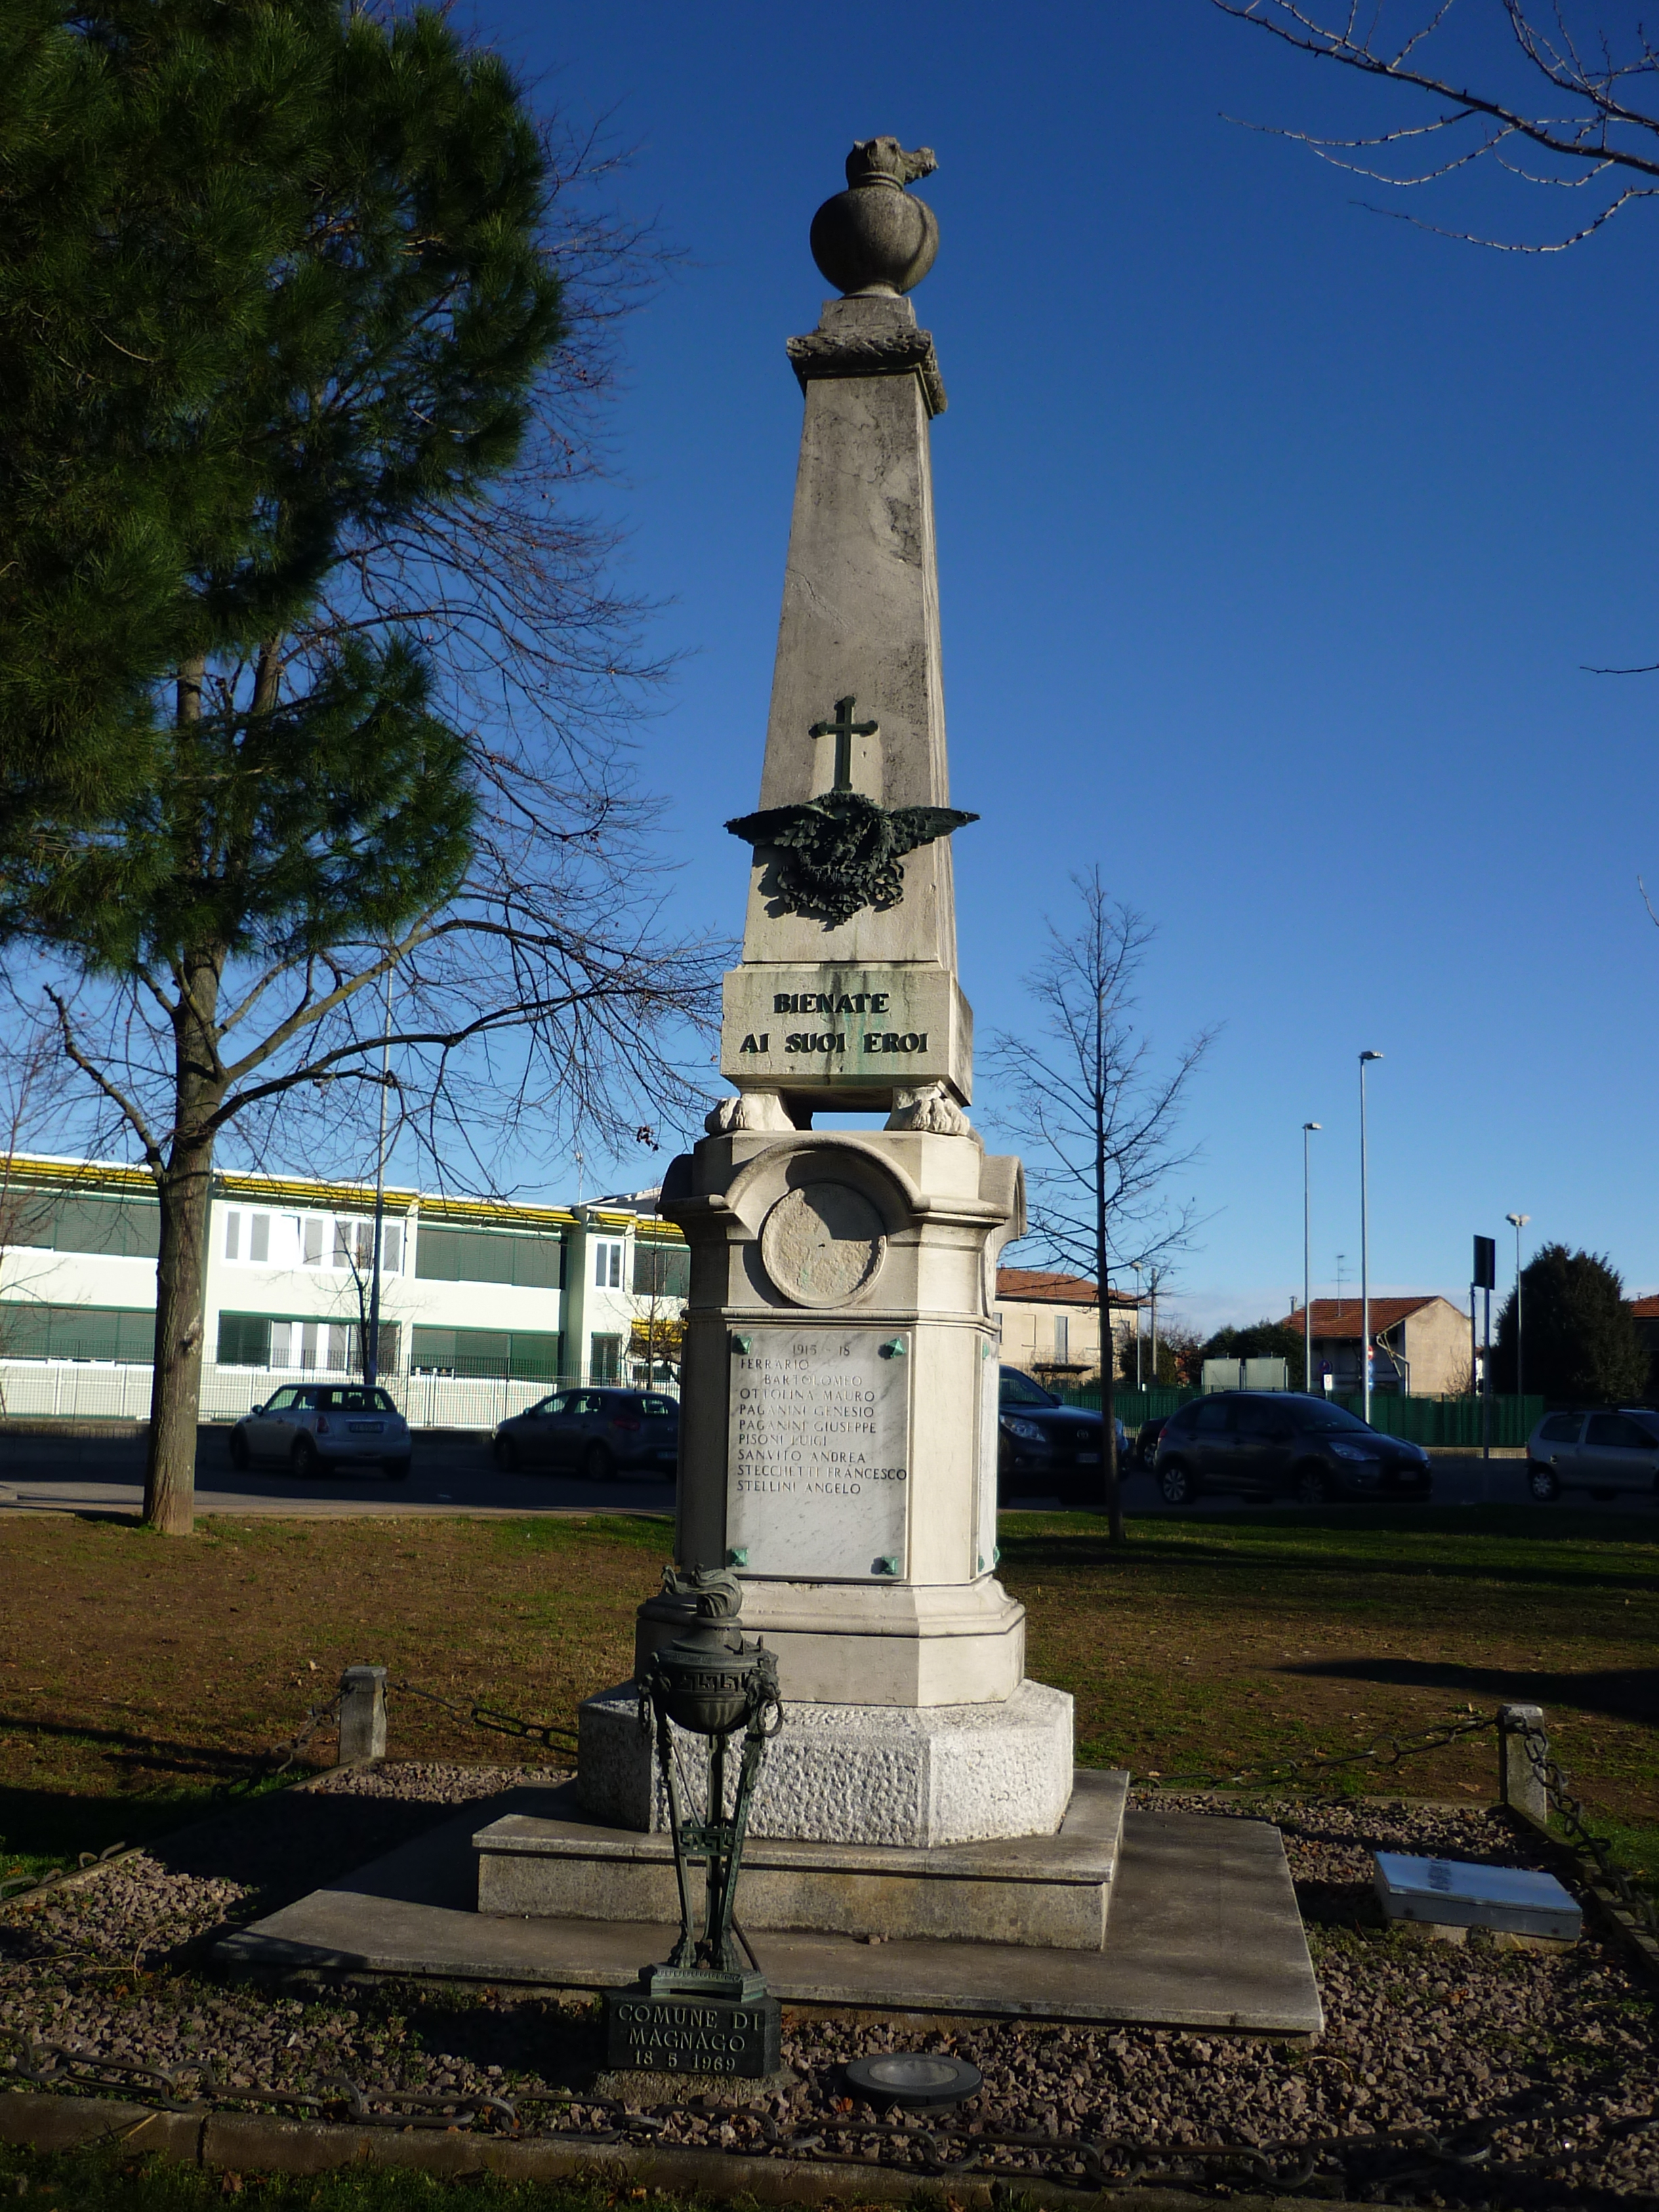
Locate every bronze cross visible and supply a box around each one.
[808,695,879,792]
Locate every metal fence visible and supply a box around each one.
[0,1359,680,1433]
[1060,1384,1545,1448]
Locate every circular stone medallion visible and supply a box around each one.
[760,1182,886,1308]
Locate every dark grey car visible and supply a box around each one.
[1525,1408,1659,1500]
[493,1388,678,1481]
[1153,1391,1432,1505]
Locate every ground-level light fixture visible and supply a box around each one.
[843,2053,984,2108]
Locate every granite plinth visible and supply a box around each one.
[213,1782,1324,2035]
[577,1677,1074,1847]
[476,1770,1125,1950]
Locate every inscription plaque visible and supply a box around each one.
[729,1328,910,1580]
[603,1990,782,2076]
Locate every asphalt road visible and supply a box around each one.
[1,1428,1652,1518]
[0,1425,677,1519]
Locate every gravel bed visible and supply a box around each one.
[2,1765,1654,2203]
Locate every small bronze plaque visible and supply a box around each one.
[603,1990,782,2077]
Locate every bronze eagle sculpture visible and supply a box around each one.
[725,789,977,928]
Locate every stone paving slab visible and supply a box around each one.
[216,1788,1322,2034]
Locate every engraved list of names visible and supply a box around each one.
[727,1329,910,1580]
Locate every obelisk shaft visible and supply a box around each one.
[720,293,972,1107]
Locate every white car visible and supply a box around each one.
[1525,1408,1659,1501]
[230,1384,411,1480]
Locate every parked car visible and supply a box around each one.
[1525,1408,1659,1500]
[1152,1391,1432,1506]
[1134,1414,1171,1470]
[229,1383,410,1479]
[493,1388,679,1481]
[998,1367,1126,1507]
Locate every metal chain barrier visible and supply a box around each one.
[219,1689,347,1801]
[0,1845,133,1907]
[0,1690,344,1911]
[1140,1708,1498,1793]
[1513,1716,1659,1943]
[0,2029,1617,2200]
[387,1678,578,1752]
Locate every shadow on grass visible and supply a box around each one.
[0,1775,485,1923]
[0,1711,295,1788]
[996,1507,1659,1597]
[1289,1655,1659,1727]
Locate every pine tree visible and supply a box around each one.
[0,1,708,1531]
[1490,1245,1647,1406]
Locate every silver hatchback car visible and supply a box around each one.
[1525,1408,1659,1501]
[230,1383,411,1480]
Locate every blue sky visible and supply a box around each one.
[461,0,1659,1332]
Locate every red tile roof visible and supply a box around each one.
[1631,1294,1659,1319]
[996,1268,1139,1308]
[1273,1296,1443,1340]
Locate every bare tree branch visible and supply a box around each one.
[984,871,1216,1543]
[1212,0,1659,249]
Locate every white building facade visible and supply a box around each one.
[0,1155,687,1426]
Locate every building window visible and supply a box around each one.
[413,1225,560,1287]
[1054,1315,1069,1363]
[593,1240,623,1290]
[632,1243,690,1300]
[590,1332,622,1383]
[224,1212,241,1260]
[218,1315,402,1373]
[249,1214,270,1264]
[408,1325,560,1380]
[0,1302,152,1363]
[8,1189,161,1260]
[216,1311,270,1366]
[303,1217,324,1265]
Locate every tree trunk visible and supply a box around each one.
[1099,1275,1124,1546]
[144,1112,220,1534]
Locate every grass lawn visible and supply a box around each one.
[0,2141,714,2210]
[0,1502,1654,1884]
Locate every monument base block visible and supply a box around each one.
[476,1769,1126,1950]
[576,1678,1075,1848]
[602,1986,782,2078]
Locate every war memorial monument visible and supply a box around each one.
[223,140,1322,2054]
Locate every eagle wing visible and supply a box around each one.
[884,805,979,858]
[724,804,822,850]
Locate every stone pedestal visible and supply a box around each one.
[480,1767,1123,1948]
[577,1678,1074,1849]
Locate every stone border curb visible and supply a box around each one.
[1502,1802,1659,1984]
[0,2088,1351,2211]
[0,1849,147,1923]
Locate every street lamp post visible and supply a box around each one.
[1130,1262,1144,1391]
[1506,1212,1531,1402]
[1359,1052,1384,1425]
[1302,1122,1321,1395]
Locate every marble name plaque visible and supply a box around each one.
[719,962,970,1097]
[728,1328,910,1580]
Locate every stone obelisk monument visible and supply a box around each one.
[581,138,1074,1849]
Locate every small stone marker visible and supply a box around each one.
[1373,1852,1580,1942]
[602,1988,782,2078]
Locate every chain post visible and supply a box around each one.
[338,1665,388,1765]
[1496,1701,1548,1822]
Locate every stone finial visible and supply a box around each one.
[846,137,937,189]
[811,136,939,298]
